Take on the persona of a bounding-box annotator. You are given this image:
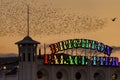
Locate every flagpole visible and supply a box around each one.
[44,43,46,54]
[27,5,30,36]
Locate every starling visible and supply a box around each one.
[112,18,117,22]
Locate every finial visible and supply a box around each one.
[27,5,29,36]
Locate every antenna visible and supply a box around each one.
[27,5,29,36]
[44,43,46,54]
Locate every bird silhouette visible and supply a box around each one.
[112,17,117,22]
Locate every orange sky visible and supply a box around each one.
[0,0,120,59]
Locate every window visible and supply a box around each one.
[19,53,22,62]
[94,72,99,78]
[28,53,31,61]
[37,71,43,79]
[56,71,62,79]
[112,73,117,80]
[33,53,35,61]
[75,72,81,80]
[94,72,105,80]
[23,53,25,61]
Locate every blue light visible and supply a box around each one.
[115,57,119,66]
[112,57,115,66]
[101,44,105,52]
[97,43,101,52]
[91,40,95,49]
[106,46,112,56]
[105,57,109,66]
[93,56,97,66]
[99,57,104,66]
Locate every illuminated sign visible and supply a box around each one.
[43,39,119,67]
[49,39,113,56]
[44,54,119,66]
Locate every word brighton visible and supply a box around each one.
[49,39,113,56]
[44,54,119,67]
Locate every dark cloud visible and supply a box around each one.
[112,46,120,53]
[0,53,17,57]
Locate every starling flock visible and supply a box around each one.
[0,1,108,37]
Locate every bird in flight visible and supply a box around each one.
[112,17,117,22]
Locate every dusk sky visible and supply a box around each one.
[0,0,120,59]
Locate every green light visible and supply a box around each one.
[91,40,95,49]
[69,56,74,65]
[86,39,89,48]
[74,56,78,65]
[77,39,81,48]
[82,56,85,65]
[81,39,85,48]
[73,39,77,48]
[97,43,101,52]
[68,40,72,49]
[64,61,69,64]
[63,41,67,50]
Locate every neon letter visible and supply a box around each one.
[44,54,49,64]
[82,56,85,65]
[73,39,77,48]
[68,40,72,49]
[115,57,119,66]
[93,56,97,66]
[105,45,112,56]
[63,41,68,50]
[99,57,104,66]
[111,57,115,66]
[86,39,89,49]
[60,55,64,64]
[105,57,109,66]
[74,56,78,65]
[81,39,86,48]
[49,44,56,54]
[54,55,59,64]
[91,40,96,49]
[59,41,64,51]
[69,56,74,65]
